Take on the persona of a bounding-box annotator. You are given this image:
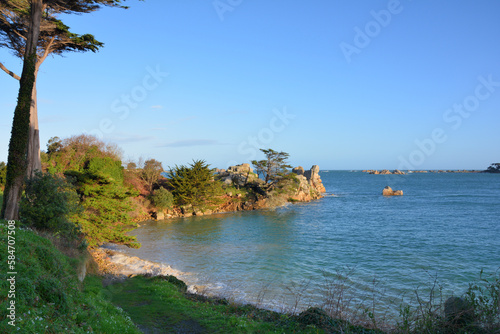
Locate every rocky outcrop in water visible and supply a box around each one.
[154,164,327,220]
[290,165,326,201]
[382,186,403,196]
[365,169,406,175]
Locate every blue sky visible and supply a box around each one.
[1,0,500,170]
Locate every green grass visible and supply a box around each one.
[0,222,140,333]
[106,275,382,333]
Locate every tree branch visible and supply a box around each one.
[0,61,20,80]
[36,35,55,69]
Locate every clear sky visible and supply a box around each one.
[1,0,500,170]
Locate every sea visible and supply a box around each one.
[110,171,500,318]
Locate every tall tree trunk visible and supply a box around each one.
[26,77,41,178]
[1,0,43,220]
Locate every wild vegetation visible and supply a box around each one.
[168,159,225,213]
[12,136,304,248]
[485,163,500,173]
[251,148,292,184]
[0,222,140,333]
[0,0,131,220]
[41,135,143,248]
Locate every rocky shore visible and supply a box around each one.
[155,164,326,220]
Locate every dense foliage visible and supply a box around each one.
[141,158,163,193]
[0,161,6,188]
[20,171,82,240]
[150,187,174,211]
[169,160,223,211]
[43,135,140,248]
[485,163,500,173]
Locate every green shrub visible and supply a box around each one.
[67,170,140,248]
[20,171,81,239]
[85,156,124,183]
[0,161,6,188]
[150,187,174,210]
[169,160,224,211]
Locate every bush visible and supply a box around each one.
[20,171,81,240]
[169,160,224,211]
[85,156,124,183]
[150,187,174,210]
[66,169,140,248]
[0,161,6,188]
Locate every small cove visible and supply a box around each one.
[111,171,500,316]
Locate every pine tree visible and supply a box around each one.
[251,149,292,184]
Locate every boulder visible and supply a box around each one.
[304,165,326,193]
[292,166,305,175]
[227,163,253,174]
[382,186,403,196]
[156,211,165,220]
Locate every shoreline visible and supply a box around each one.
[90,247,214,296]
[90,245,296,313]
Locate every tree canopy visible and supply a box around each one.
[142,159,163,193]
[0,0,131,220]
[251,149,292,184]
[486,163,500,173]
[169,160,223,211]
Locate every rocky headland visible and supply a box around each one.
[155,164,326,220]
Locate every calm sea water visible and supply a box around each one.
[113,171,500,315]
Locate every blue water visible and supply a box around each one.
[114,171,500,315]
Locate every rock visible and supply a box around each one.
[227,163,253,174]
[156,211,165,220]
[287,166,326,202]
[223,163,260,187]
[292,166,305,175]
[382,186,403,196]
[393,169,406,175]
[304,165,326,193]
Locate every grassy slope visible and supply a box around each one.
[0,222,140,333]
[106,275,379,334]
